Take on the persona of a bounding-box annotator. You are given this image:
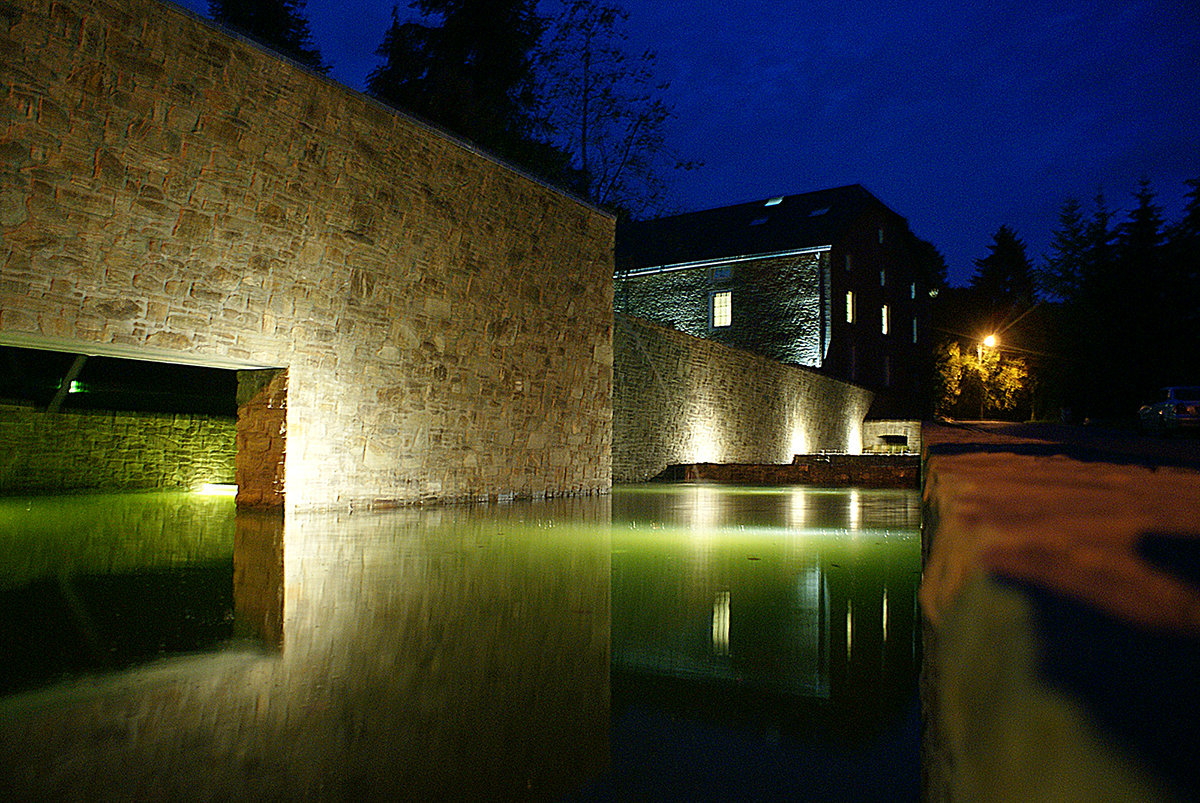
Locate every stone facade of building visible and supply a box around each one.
[0,0,614,509]
[616,185,930,419]
[613,315,875,483]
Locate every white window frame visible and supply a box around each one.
[710,290,732,328]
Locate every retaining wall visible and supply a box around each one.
[0,0,613,509]
[0,404,234,492]
[613,315,873,483]
[921,423,1200,802]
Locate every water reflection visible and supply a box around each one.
[611,485,922,740]
[0,485,920,800]
[0,493,611,801]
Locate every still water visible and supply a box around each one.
[0,484,920,801]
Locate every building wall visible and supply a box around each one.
[827,212,930,417]
[0,0,614,509]
[613,315,874,483]
[0,404,235,492]
[616,253,825,367]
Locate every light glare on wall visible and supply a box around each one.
[789,425,807,459]
[198,483,238,496]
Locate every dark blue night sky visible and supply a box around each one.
[170,0,1200,287]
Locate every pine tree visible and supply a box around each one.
[367,0,547,163]
[209,0,329,73]
[970,225,1036,307]
[1040,198,1087,302]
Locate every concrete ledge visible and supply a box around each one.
[653,454,919,487]
[921,423,1200,803]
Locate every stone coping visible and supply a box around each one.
[920,422,1200,802]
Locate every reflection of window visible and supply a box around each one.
[881,304,890,335]
[712,591,730,656]
[711,290,732,328]
[845,290,855,323]
[883,355,891,387]
[912,318,918,343]
[880,268,886,286]
[845,254,852,272]
[711,265,732,282]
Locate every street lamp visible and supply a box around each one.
[977,334,998,418]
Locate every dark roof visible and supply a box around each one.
[616,184,899,271]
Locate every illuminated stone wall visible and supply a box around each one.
[615,254,825,367]
[0,0,614,509]
[613,315,874,483]
[0,405,234,493]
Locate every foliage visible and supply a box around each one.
[909,234,949,293]
[1035,178,1200,419]
[209,0,329,73]
[933,339,1028,420]
[970,224,1036,306]
[535,0,698,217]
[366,0,550,166]
[366,0,693,216]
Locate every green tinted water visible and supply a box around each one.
[0,484,921,800]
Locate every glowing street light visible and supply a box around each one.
[977,334,999,419]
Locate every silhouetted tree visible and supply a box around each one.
[367,0,552,168]
[970,225,1037,307]
[535,0,698,217]
[209,0,329,73]
[1039,197,1088,302]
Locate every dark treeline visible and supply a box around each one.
[1040,178,1200,421]
[934,178,1200,423]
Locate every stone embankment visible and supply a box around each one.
[921,422,1200,803]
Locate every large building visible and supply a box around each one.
[615,184,930,418]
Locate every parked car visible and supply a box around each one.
[1139,386,1200,434]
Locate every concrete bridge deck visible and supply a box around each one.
[921,422,1200,802]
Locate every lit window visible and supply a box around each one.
[765,197,783,206]
[912,318,918,343]
[881,304,890,335]
[845,290,855,323]
[711,290,732,328]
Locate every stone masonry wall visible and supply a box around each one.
[0,403,234,492]
[235,369,286,509]
[0,0,614,509]
[614,315,874,483]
